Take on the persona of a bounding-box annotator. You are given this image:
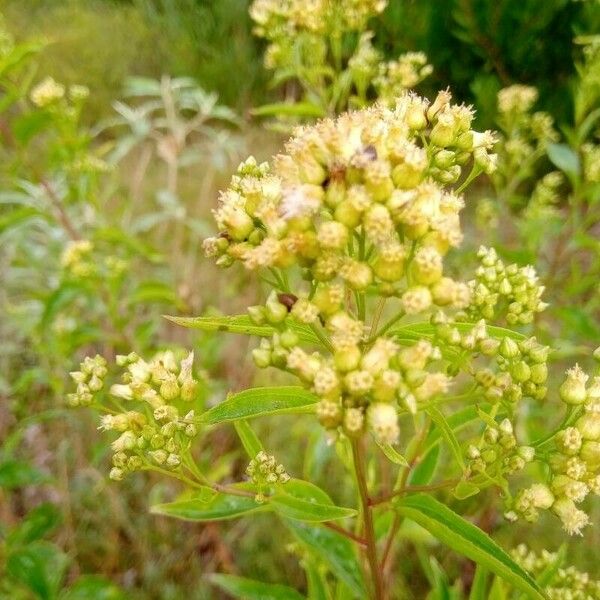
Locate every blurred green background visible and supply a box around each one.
[1,1,599,599]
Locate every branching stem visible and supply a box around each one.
[352,438,385,600]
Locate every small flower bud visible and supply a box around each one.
[367,403,400,445]
[560,365,589,405]
[576,412,600,441]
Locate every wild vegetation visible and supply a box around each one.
[1,1,599,599]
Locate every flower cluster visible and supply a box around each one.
[249,0,431,113]
[492,84,558,211]
[523,171,564,220]
[60,239,127,281]
[204,96,599,539]
[250,0,387,40]
[68,355,108,407]
[69,351,201,481]
[467,246,547,324]
[204,93,498,445]
[512,544,600,599]
[508,361,600,535]
[246,451,290,502]
[30,76,66,108]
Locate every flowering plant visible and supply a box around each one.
[249,0,431,121]
[72,91,600,599]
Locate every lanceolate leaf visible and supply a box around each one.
[270,479,356,522]
[151,484,266,521]
[209,574,305,600]
[234,420,263,458]
[284,520,366,597]
[376,441,409,466]
[389,322,525,342]
[201,386,319,425]
[425,406,465,471]
[395,495,546,600]
[164,314,319,344]
[251,101,326,118]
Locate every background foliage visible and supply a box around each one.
[1,0,599,599]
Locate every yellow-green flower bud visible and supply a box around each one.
[556,427,582,456]
[109,467,125,481]
[552,498,589,536]
[316,399,342,428]
[343,407,364,436]
[580,441,600,471]
[334,346,362,372]
[499,337,520,359]
[149,449,168,465]
[401,286,432,315]
[576,413,600,441]
[345,370,374,395]
[367,403,400,445]
[560,365,589,405]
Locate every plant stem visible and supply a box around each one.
[351,438,384,600]
[370,478,461,506]
[324,522,368,547]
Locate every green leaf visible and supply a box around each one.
[151,484,267,521]
[284,520,365,597]
[234,420,263,458]
[425,406,465,471]
[395,495,546,600]
[60,576,126,600]
[208,574,305,600]
[0,206,42,235]
[469,566,489,600]
[165,314,319,344]
[128,281,182,309]
[376,441,409,466]
[304,558,330,600]
[389,322,525,343]
[408,445,440,486]
[13,110,53,145]
[251,101,326,118]
[547,143,580,182]
[535,544,566,588]
[453,481,480,500]
[271,479,356,522]
[8,503,62,546]
[201,386,318,425]
[0,459,47,489]
[7,541,69,600]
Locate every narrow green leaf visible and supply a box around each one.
[304,558,330,600]
[284,520,366,597]
[271,479,356,522]
[151,484,267,521]
[536,544,567,587]
[234,420,263,458]
[251,101,326,118]
[165,314,319,344]
[0,206,41,234]
[395,495,546,600]
[201,386,318,425]
[469,565,489,600]
[425,406,465,471]
[376,441,409,466]
[389,322,525,343]
[408,445,440,486]
[209,574,305,600]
